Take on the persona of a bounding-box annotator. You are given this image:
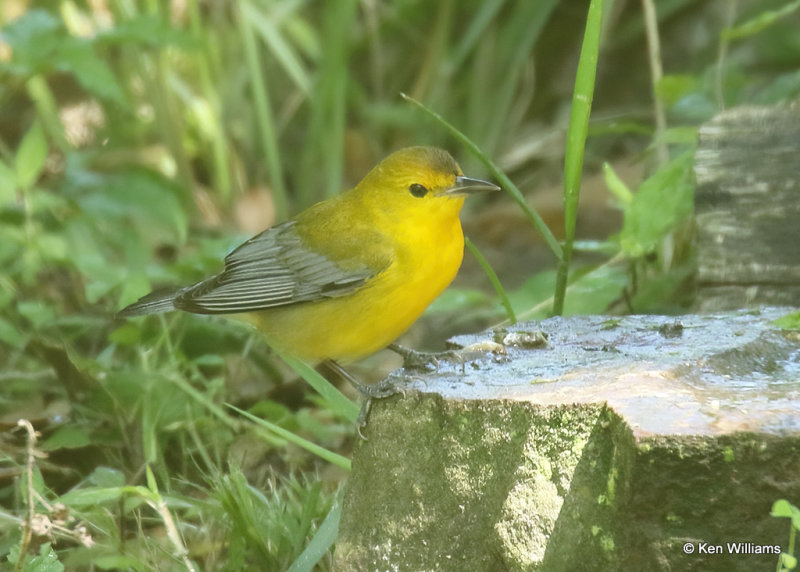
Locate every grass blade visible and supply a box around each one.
[275,349,360,423]
[287,488,343,572]
[465,236,515,324]
[552,0,604,315]
[227,403,351,470]
[239,1,289,219]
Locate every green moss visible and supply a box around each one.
[589,526,616,552]
[599,534,616,552]
[722,446,735,462]
[606,467,618,502]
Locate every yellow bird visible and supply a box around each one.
[120,147,498,393]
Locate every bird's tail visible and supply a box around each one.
[117,287,181,317]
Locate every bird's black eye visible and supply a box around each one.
[409,183,428,198]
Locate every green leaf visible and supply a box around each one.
[108,322,142,346]
[59,486,132,507]
[117,272,153,313]
[78,252,126,304]
[771,498,800,530]
[428,288,493,313]
[771,499,794,517]
[0,281,15,310]
[191,354,225,367]
[773,312,800,331]
[145,464,159,493]
[249,399,292,421]
[21,542,63,572]
[617,151,694,258]
[55,40,126,104]
[2,10,125,103]
[15,120,48,189]
[781,553,798,570]
[655,75,696,107]
[87,466,126,488]
[40,425,91,451]
[0,160,16,205]
[755,69,800,105]
[97,13,196,49]
[76,169,188,245]
[628,262,695,314]
[723,0,800,40]
[1,10,61,72]
[655,126,699,146]
[92,556,145,570]
[0,317,25,348]
[603,162,633,205]
[17,301,55,329]
[58,488,119,507]
[34,232,69,263]
[509,270,557,319]
[0,226,25,270]
[563,264,628,316]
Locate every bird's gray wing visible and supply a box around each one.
[174,221,383,314]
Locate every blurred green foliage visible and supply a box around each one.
[1,0,800,569]
[771,498,800,571]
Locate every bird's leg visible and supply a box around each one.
[324,360,407,439]
[388,343,464,373]
[325,360,402,398]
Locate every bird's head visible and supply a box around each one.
[354,147,499,217]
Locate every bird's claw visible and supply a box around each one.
[357,398,372,440]
[388,343,464,373]
[325,360,411,440]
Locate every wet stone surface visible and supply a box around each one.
[401,307,800,437]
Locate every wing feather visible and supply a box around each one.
[173,221,384,314]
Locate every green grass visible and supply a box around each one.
[1,0,799,569]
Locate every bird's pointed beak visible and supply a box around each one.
[443,175,501,196]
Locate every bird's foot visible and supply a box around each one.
[353,373,412,439]
[324,360,410,439]
[388,343,464,373]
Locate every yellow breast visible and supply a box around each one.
[250,199,465,363]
